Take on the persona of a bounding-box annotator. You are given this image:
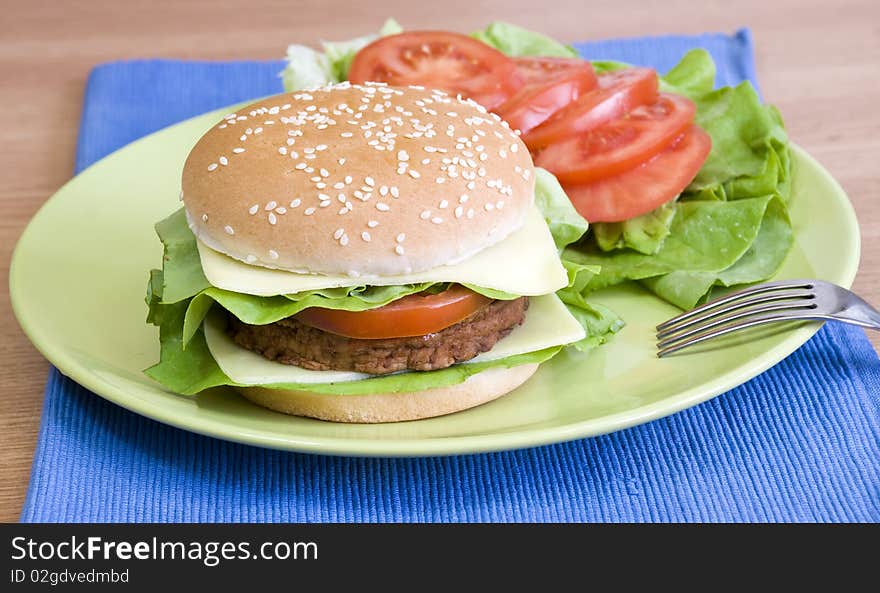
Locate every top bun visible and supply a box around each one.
[181,82,535,277]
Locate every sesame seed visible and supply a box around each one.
[467,181,476,190]
[499,149,507,158]
[344,176,353,184]
[485,203,495,211]
[239,134,247,141]
[379,185,388,196]
[435,177,445,184]
[496,201,505,209]
[316,182,326,189]
[467,209,475,219]
[224,225,234,235]
[340,132,353,138]
[395,245,405,255]
[233,147,245,153]
[338,193,347,203]
[361,231,371,242]
[459,194,469,203]
[249,204,259,215]
[304,207,316,215]
[320,168,330,178]
[268,213,277,224]
[510,143,519,153]
[295,162,307,170]
[408,170,420,179]
[316,144,328,151]
[278,147,288,155]
[365,177,375,186]
[455,206,464,218]
[431,217,443,224]
[340,234,349,246]
[318,194,330,201]
[202,213,208,222]
[439,200,448,209]
[208,163,218,171]
[338,158,346,165]
[254,127,263,134]
[368,220,379,228]
[286,138,296,146]
[269,250,279,260]
[390,186,400,198]
[276,207,287,214]
[334,228,345,240]
[422,158,430,165]
[319,200,331,208]
[376,202,390,212]
[397,150,409,161]
[396,233,406,243]
[265,201,277,210]
[420,210,431,220]
[290,198,301,208]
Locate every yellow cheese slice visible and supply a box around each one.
[204,294,584,386]
[196,205,567,296]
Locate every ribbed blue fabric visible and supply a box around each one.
[20,30,880,522]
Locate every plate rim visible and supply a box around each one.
[9,142,861,457]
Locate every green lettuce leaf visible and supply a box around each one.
[144,271,232,394]
[534,167,589,249]
[282,18,402,91]
[153,211,210,303]
[592,202,677,255]
[565,194,792,309]
[659,48,716,97]
[470,22,579,58]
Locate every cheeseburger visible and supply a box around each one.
[145,82,596,423]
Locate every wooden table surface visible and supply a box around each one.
[2,0,878,522]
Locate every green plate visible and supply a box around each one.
[10,105,860,456]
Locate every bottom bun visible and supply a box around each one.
[236,363,539,423]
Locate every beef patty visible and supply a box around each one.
[227,297,529,375]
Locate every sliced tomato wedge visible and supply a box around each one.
[294,285,493,340]
[535,93,696,184]
[563,125,711,223]
[494,57,598,135]
[347,31,521,110]
[524,67,659,149]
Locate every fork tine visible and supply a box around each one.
[657,311,821,357]
[656,289,816,339]
[655,280,815,333]
[657,300,818,348]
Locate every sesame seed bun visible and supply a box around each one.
[235,363,539,423]
[182,83,535,276]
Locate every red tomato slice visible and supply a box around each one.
[563,125,712,223]
[294,285,493,340]
[535,93,696,184]
[347,31,521,110]
[524,67,659,149]
[495,58,598,135]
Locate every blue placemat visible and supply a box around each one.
[20,30,880,522]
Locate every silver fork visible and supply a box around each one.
[656,279,880,357]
